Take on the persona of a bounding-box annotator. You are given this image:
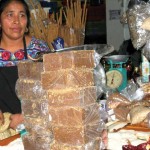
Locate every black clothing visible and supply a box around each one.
[118,39,142,67]
[0,66,21,114]
[0,36,27,114]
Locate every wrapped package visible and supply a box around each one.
[129,105,150,124]
[50,138,102,150]
[21,99,49,118]
[16,46,113,150]
[16,79,47,100]
[22,132,53,150]
[114,106,130,122]
[43,50,95,71]
[17,61,43,80]
[126,100,150,109]
[23,117,52,133]
[107,92,130,109]
[49,104,100,126]
[41,69,94,90]
[52,123,103,145]
[47,86,97,107]
[126,2,150,49]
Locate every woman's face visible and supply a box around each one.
[0,1,28,40]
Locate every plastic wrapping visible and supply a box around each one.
[47,87,97,107]
[16,79,47,100]
[106,92,131,109]
[126,1,150,49]
[22,132,53,150]
[49,104,100,126]
[59,26,85,47]
[16,45,114,150]
[50,138,102,150]
[106,90,150,125]
[129,105,150,124]
[121,79,144,101]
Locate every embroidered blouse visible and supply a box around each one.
[0,36,50,67]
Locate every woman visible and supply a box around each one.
[0,0,50,129]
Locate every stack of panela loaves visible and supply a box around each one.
[16,50,104,150]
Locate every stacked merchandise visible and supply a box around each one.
[16,62,53,150]
[16,50,104,150]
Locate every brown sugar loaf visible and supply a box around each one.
[114,106,130,122]
[22,132,53,150]
[126,100,150,110]
[52,124,101,145]
[43,50,95,71]
[22,134,37,150]
[107,92,130,109]
[47,86,97,107]
[41,69,94,90]
[142,94,150,101]
[21,99,49,118]
[23,116,50,130]
[50,138,101,150]
[17,61,43,80]
[16,79,46,100]
[49,103,100,126]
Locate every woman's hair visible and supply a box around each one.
[0,0,30,36]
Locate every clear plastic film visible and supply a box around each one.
[59,26,85,47]
[16,79,47,100]
[22,132,53,150]
[121,79,144,101]
[50,137,104,150]
[49,103,101,126]
[43,44,114,97]
[16,45,114,150]
[126,1,150,49]
[106,88,150,124]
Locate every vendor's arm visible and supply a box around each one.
[9,114,24,129]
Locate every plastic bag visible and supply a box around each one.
[126,2,150,49]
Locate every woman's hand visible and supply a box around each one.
[0,110,4,125]
[9,114,24,129]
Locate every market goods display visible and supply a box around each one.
[126,2,150,50]
[16,49,106,150]
[28,0,87,49]
[0,113,18,140]
[106,90,150,132]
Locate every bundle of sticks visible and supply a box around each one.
[28,0,88,49]
[59,0,87,46]
[28,0,59,50]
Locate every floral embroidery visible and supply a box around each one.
[14,51,24,60]
[0,36,50,67]
[2,51,11,61]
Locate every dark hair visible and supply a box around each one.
[0,0,30,36]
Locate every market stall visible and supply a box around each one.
[0,0,150,150]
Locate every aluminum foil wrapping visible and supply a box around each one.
[126,2,150,49]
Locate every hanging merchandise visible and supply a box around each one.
[128,0,150,9]
[126,0,150,50]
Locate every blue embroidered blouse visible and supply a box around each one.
[0,36,50,67]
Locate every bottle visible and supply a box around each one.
[141,55,150,83]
